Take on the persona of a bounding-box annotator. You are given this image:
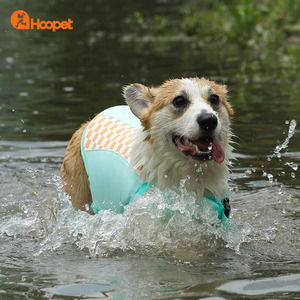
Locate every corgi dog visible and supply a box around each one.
[60,77,234,218]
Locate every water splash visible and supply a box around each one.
[263,120,298,184]
[39,185,248,260]
[0,156,248,263]
[270,119,297,159]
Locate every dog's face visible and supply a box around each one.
[124,77,233,165]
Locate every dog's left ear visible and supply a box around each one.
[123,83,154,118]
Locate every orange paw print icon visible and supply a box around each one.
[11,10,30,29]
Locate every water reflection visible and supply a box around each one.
[218,273,300,296]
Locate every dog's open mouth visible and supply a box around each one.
[172,136,225,163]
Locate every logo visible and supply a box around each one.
[11,10,73,32]
[11,10,30,29]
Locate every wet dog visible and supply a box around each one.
[60,77,234,216]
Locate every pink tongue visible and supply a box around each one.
[211,138,225,163]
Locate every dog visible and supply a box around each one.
[60,77,234,219]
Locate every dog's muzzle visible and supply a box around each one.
[172,135,225,163]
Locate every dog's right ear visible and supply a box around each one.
[123,83,154,118]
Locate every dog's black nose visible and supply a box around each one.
[197,113,218,132]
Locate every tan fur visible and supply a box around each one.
[140,79,181,130]
[60,122,93,212]
[199,78,234,118]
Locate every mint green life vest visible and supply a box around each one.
[81,105,229,220]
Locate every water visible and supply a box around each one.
[1,1,300,299]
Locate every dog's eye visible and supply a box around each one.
[209,94,220,106]
[172,96,188,108]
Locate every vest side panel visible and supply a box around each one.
[83,149,143,214]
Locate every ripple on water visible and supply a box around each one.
[218,273,300,296]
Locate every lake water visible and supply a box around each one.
[1,1,300,299]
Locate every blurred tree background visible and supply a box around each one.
[125,0,300,77]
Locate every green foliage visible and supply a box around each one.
[124,0,300,76]
[175,0,300,50]
[125,11,173,37]
[179,2,226,39]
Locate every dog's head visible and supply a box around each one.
[123,77,233,166]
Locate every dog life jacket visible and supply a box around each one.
[81,105,229,220]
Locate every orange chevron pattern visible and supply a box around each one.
[83,114,137,161]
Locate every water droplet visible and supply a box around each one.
[285,162,298,171]
[196,165,202,173]
[6,56,14,64]
[63,86,74,92]
[26,167,33,173]
[267,174,274,183]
